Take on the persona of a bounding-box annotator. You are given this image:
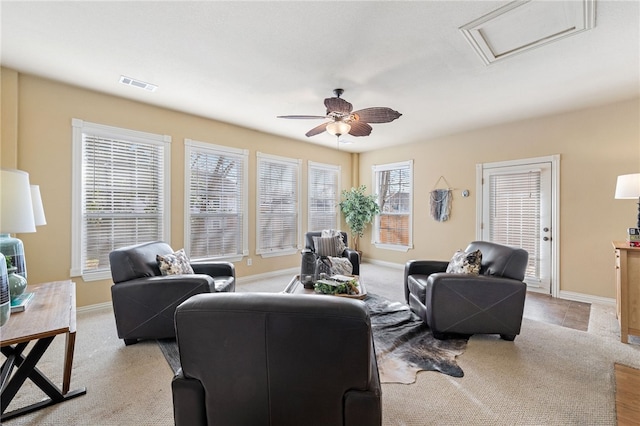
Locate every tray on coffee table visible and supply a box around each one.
[283,275,366,300]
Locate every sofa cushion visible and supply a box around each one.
[157,249,194,275]
[446,249,482,275]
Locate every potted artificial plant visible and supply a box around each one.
[339,185,380,253]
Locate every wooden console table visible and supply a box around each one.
[1,280,87,420]
[613,242,640,343]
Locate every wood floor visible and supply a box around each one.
[523,291,591,331]
[615,363,640,425]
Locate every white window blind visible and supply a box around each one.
[308,161,340,232]
[185,140,248,260]
[373,160,413,251]
[489,170,540,279]
[71,119,170,280]
[256,152,301,256]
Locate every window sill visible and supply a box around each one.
[373,243,412,252]
[257,248,299,258]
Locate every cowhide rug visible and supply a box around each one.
[158,294,467,385]
[366,294,467,383]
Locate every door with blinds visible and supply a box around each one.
[479,158,556,294]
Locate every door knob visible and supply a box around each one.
[543,236,550,241]
[543,227,549,232]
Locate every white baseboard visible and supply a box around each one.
[557,290,616,306]
[238,267,299,284]
[78,301,112,313]
[363,258,405,270]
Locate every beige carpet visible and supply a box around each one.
[4,263,640,425]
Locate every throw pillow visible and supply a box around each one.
[329,256,353,276]
[321,229,346,254]
[313,236,341,257]
[446,249,482,275]
[156,249,194,275]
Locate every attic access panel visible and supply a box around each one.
[459,0,596,65]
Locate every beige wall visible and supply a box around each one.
[1,70,354,306]
[2,67,639,305]
[359,98,640,299]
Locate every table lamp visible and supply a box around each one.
[615,173,640,235]
[0,169,45,280]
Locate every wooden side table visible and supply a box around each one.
[1,280,87,420]
[613,242,640,343]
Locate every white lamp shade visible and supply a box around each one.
[0,169,36,233]
[30,185,47,226]
[615,173,640,199]
[326,121,351,136]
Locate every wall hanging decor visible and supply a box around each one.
[430,176,452,222]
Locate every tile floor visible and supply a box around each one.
[523,291,591,331]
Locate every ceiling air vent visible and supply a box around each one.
[459,0,596,65]
[119,75,158,92]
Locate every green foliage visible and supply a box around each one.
[314,279,359,295]
[339,185,380,247]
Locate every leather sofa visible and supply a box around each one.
[109,241,235,345]
[304,231,360,275]
[404,241,529,341]
[172,292,382,426]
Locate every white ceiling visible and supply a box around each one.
[1,1,638,153]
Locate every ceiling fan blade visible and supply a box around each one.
[277,115,327,119]
[352,107,402,123]
[324,97,353,115]
[348,121,373,137]
[305,122,329,137]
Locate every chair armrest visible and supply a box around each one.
[403,260,449,303]
[111,274,214,296]
[110,275,214,340]
[344,340,382,425]
[172,370,207,426]
[343,248,361,275]
[190,261,235,279]
[425,273,527,333]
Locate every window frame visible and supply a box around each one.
[71,118,171,281]
[372,160,413,252]
[184,139,249,262]
[307,161,341,233]
[256,152,302,257]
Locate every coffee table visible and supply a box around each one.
[282,275,367,299]
[1,280,86,420]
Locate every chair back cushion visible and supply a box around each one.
[465,241,528,281]
[175,292,373,425]
[109,241,174,283]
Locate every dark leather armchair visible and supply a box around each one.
[109,241,235,345]
[172,292,382,426]
[305,231,360,275]
[404,241,529,341]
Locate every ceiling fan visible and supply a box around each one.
[278,89,402,138]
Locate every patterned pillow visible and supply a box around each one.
[156,249,194,275]
[321,229,346,254]
[313,236,341,257]
[446,249,482,275]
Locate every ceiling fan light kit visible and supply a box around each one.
[278,88,401,140]
[326,121,351,137]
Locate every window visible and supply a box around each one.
[256,152,301,257]
[308,161,340,232]
[373,160,413,251]
[71,119,170,280]
[184,140,248,261]
[488,170,541,279]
